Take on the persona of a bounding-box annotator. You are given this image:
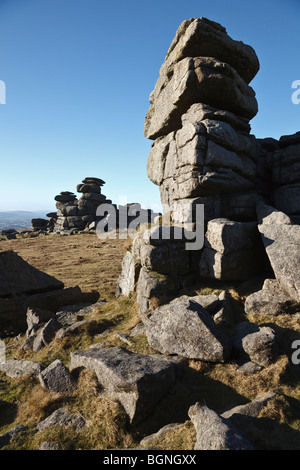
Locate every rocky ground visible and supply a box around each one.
[0,231,300,450]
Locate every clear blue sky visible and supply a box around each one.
[0,0,299,212]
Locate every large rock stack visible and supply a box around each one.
[76,177,112,224]
[145,17,261,224]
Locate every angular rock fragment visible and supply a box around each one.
[39,359,76,395]
[232,321,277,367]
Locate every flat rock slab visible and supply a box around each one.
[0,358,45,378]
[36,407,86,432]
[141,296,231,362]
[0,251,64,298]
[69,346,184,423]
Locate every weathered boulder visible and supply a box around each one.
[0,425,25,450]
[188,402,254,450]
[158,17,259,85]
[25,307,56,338]
[141,296,231,362]
[232,321,277,367]
[39,359,76,395]
[145,56,258,140]
[69,346,183,423]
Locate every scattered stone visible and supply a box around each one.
[0,358,45,378]
[116,251,141,297]
[129,322,146,337]
[36,407,85,432]
[32,318,62,352]
[188,402,254,450]
[55,319,98,340]
[113,332,133,346]
[232,321,277,367]
[25,307,56,337]
[236,361,262,376]
[69,346,184,423]
[39,359,76,395]
[140,423,182,447]
[0,425,25,450]
[39,441,62,450]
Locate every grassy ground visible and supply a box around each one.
[0,232,300,450]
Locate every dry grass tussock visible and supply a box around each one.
[0,233,300,449]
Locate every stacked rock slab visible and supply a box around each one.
[53,191,81,232]
[53,177,112,232]
[77,177,112,225]
[145,17,261,224]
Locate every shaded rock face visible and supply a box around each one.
[0,251,99,335]
[0,251,64,298]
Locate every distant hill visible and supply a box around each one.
[0,211,51,230]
